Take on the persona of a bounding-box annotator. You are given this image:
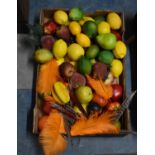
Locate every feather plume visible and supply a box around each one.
[39,110,67,155]
[36,59,62,96]
[71,111,120,136]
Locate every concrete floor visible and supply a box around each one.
[17,0,137,155]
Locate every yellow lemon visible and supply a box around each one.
[53,39,67,59]
[110,59,123,77]
[79,16,95,25]
[107,12,122,30]
[54,10,68,25]
[56,58,65,66]
[76,33,91,47]
[67,43,84,61]
[113,41,127,59]
[69,21,81,35]
[97,21,111,34]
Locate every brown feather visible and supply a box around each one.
[71,111,120,136]
[39,110,67,155]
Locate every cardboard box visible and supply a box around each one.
[33,9,131,135]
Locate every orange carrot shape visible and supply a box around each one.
[39,110,67,155]
[36,59,62,96]
[71,111,120,136]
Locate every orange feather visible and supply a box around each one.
[39,110,67,155]
[71,111,120,136]
[36,59,62,96]
[86,75,113,100]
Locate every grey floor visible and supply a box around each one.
[17,0,137,155]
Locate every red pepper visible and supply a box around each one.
[107,102,121,111]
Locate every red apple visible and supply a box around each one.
[43,21,57,34]
[112,84,123,101]
[56,26,71,42]
[41,35,55,50]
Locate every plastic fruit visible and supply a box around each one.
[70,72,86,88]
[67,43,84,61]
[92,94,107,107]
[43,21,57,34]
[79,16,95,25]
[94,15,105,25]
[107,12,122,30]
[112,84,123,101]
[59,62,75,81]
[69,21,81,35]
[54,82,70,104]
[41,35,55,50]
[56,58,65,66]
[82,21,97,38]
[51,89,63,104]
[69,7,83,21]
[56,26,70,42]
[77,57,92,75]
[53,10,68,25]
[96,33,116,50]
[97,50,114,65]
[110,59,123,77]
[38,116,48,131]
[113,41,127,59]
[111,30,122,40]
[76,33,91,47]
[107,102,121,111]
[104,72,114,85]
[53,39,67,59]
[74,103,87,113]
[34,48,53,63]
[92,62,108,79]
[86,44,100,59]
[75,86,93,104]
[90,59,96,64]
[69,61,77,67]
[97,21,111,34]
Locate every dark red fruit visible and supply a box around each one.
[92,62,108,79]
[111,30,122,41]
[56,26,70,42]
[43,21,57,34]
[42,101,52,115]
[112,84,123,101]
[59,62,75,81]
[41,35,55,50]
[70,72,86,88]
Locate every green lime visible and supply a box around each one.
[98,50,114,64]
[82,21,97,38]
[96,33,117,50]
[69,7,84,21]
[86,44,100,59]
[77,56,92,75]
[94,15,105,25]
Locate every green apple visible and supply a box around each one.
[75,86,93,104]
